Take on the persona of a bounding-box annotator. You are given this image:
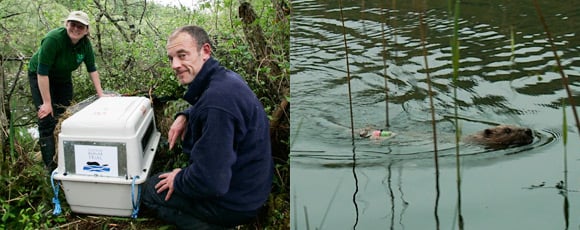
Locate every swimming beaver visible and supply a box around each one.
[463,125,533,148]
[359,124,533,148]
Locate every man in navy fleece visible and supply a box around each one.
[142,25,273,229]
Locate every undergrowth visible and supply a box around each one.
[1,118,289,229]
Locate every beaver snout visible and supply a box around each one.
[525,128,533,137]
[516,128,534,145]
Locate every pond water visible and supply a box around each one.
[290,0,580,229]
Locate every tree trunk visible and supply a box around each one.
[238,2,289,164]
[238,1,289,126]
[271,0,290,23]
[238,2,282,76]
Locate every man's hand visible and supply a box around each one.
[38,103,53,119]
[98,93,115,97]
[168,115,187,150]
[155,168,182,201]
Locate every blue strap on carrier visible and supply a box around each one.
[131,175,142,219]
[50,171,62,215]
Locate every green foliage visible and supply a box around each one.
[0,127,66,229]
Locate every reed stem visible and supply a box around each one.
[562,99,568,188]
[381,5,390,128]
[418,4,441,230]
[533,0,580,139]
[338,0,355,144]
[562,99,569,228]
[509,26,515,63]
[338,1,360,229]
[450,0,464,229]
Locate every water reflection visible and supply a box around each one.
[291,0,580,229]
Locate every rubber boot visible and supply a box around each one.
[39,136,56,172]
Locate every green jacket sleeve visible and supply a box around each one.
[37,37,59,75]
[84,40,97,73]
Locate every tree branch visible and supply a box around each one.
[0,12,23,20]
[93,0,131,42]
[7,58,24,103]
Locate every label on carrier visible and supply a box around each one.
[63,141,128,177]
[74,145,119,176]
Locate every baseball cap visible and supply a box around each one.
[66,11,89,26]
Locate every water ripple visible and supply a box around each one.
[291,0,580,168]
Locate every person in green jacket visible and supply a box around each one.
[28,11,105,171]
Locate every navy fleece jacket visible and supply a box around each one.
[174,57,273,212]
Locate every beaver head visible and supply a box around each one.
[464,125,533,148]
[359,129,370,138]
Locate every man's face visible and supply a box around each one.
[166,32,209,85]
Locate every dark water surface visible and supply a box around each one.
[290,0,580,229]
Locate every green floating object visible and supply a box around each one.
[372,130,392,137]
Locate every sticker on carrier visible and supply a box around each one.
[74,144,119,176]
